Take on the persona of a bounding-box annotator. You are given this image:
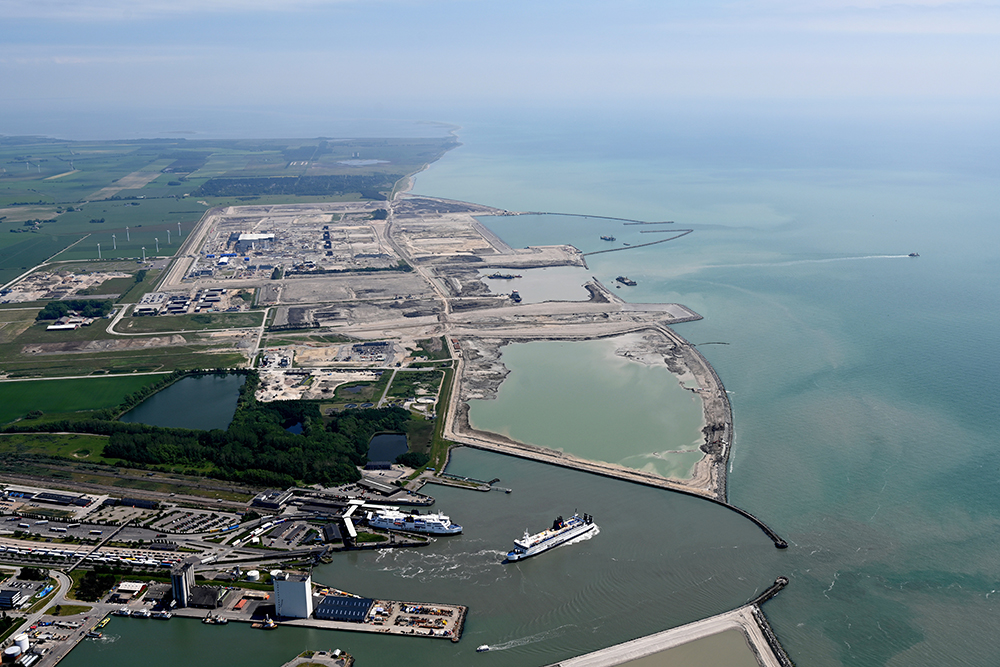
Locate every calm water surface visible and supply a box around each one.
[119,374,245,430]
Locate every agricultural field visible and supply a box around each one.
[0,374,164,423]
[0,136,457,285]
[119,310,264,333]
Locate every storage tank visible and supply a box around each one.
[269,569,283,578]
[246,570,260,582]
[13,634,28,652]
[3,646,22,662]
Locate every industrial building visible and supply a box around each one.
[0,590,24,609]
[170,556,199,607]
[252,488,293,510]
[234,233,275,254]
[314,595,373,622]
[272,571,313,619]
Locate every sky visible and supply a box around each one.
[2,0,999,136]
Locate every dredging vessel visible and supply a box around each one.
[505,513,596,562]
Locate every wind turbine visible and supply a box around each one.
[112,234,116,250]
[97,244,101,260]
[167,230,171,244]
[142,247,146,262]
[126,226,130,242]
[177,222,182,237]
[155,238,159,253]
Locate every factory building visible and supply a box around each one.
[170,556,199,607]
[314,596,373,622]
[234,233,275,254]
[272,571,313,619]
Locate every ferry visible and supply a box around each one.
[95,617,110,629]
[505,513,596,562]
[367,508,462,535]
[86,631,102,639]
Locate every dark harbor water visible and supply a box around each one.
[367,433,408,463]
[119,374,246,431]
[63,448,784,667]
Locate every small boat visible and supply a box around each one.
[477,645,490,653]
[615,276,637,286]
[908,252,920,257]
[600,235,615,242]
[509,291,522,303]
[86,631,102,639]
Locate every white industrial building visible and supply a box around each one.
[235,233,275,254]
[273,571,313,619]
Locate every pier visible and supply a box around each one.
[546,577,792,667]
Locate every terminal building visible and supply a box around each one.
[273,571,313,619]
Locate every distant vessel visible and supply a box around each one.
[615,276,637,286]
[509,290,522,303]
[368,508,463,535]
[487,272,522,279]
[600,235,616,241]
[86,631,102,639]
[477,645,490,652]
[908,252,920,257]
[505,513,596,562]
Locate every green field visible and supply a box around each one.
[0,374,165,423]
[0,433,111,461]
[119,310,264,333]
[385,369,443,401]
[0,136,457,284]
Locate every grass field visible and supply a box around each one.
[0,136,456,284]
[0,336,245,377]
[120,310,263,333]
[0,433,111,462]
[0,374,164,423]
[385,369,443,401]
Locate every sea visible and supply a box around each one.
[46,102,1000,667]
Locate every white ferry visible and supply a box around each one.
[505,513,596,562]
[367,508,462,535]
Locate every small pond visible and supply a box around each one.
[120,374,246,431]
[367,433,408,463]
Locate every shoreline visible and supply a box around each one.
[544,593,792,667]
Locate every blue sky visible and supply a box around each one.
[2,0,999,135]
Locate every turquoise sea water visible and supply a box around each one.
[412,113,1000,667]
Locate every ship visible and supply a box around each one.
[367,508,463,535]
[600,235,616,241]
[86,631,102,639]
[486,272,522,279]
[505,513,596,562]
[95,617,110,629]
[252,615,278,630]
[908,252,920,257]
[509,290,522,303]
[112,607,131,616]
[202,613,228,625]
[615,276,637,286]
[477,645,490,652]
[152,611,172,620]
